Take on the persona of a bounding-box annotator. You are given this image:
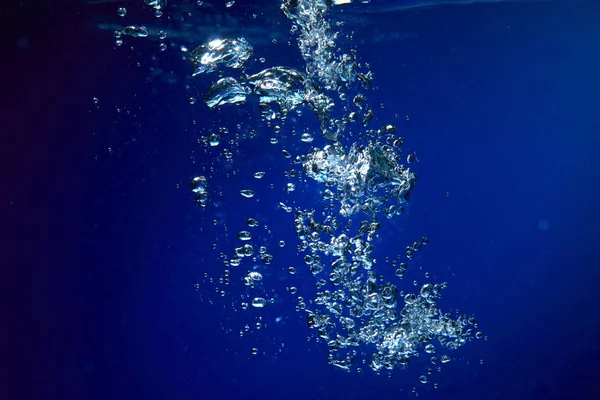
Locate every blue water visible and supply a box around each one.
[4,0,600,399]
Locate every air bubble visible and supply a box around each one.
[251,297,267,308]
[239,190,256,198]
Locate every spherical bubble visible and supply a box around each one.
[117,7,127,17]
[248,271,263,281]
[419,375,428,384]
[251,347,258,355]
[404,293,417,304]
[208,134,220,147]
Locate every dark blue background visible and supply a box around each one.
[4,1,600,399]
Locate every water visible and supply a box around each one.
[6,0,600,400]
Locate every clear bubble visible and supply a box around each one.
[237,231,252,241]
[208,134,220,147]
[117,7,127,17]
[248,271,263,281]
[159,43,167,52]
[300,133,314,143]
[239,190,256,198]
[251,297,267,308]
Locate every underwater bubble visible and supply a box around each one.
[237,231,252,241]
[239,190,256,198]
[301,133,314,143]
[205,77,247,108]
[208,134,220,146]
[248,271,263,281]
[190,176,209,207]
[123,25,149,38]
[189,37,253,76]
[251,297,267,308]
[242,244,254,257]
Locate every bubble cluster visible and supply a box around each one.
[104,0,481,385]
[281,0,362,90]
[303,141,416,218]
[190,176,209,208]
